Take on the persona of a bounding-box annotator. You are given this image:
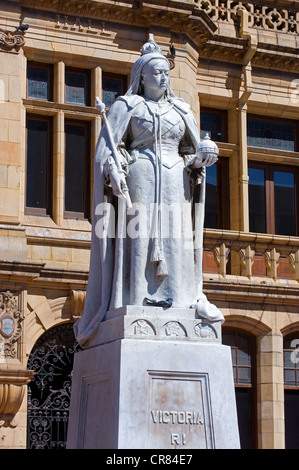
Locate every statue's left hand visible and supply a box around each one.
[202,153,218,167]
[191,152,218,168]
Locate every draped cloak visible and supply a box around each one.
[74,93,207,347]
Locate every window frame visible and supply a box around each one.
[25,114,53,217]
[247,114,299,152]
[248,161,299,236]
[222,327,257,449]
[283,332,299,449]
[27,62,53,102]
[200,108,228,143]
[204,156,230,230]
[283,333,299,390]
[64,119,91,220]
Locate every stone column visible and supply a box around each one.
[54,61,65,104]
[0,45,24,225]
[257,332,284,448]
[238,102,249,233]
[228,107,242,274]
[53,110,65,225]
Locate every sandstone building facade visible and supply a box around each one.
[0,0,299,449]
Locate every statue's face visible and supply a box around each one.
[141,58,170,99]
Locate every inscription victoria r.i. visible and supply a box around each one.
[151,410,204,425]
[148,370,215,449]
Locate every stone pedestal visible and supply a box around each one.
[67,306,240,449]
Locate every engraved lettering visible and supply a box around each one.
[151,409,159,423]
[151,409,204,425]
[186,411,193,424]
[162,411,169,423]
[171,433,186,445]
[54,15,111,36]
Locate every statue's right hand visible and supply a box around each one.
[109,164,127,198]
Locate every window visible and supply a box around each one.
[27,62,52,101]
[200,109,227,142]
[26,116,52,215]
[222,329,256,449]
[102,73,127,108]
[64,121,90,219]
[65,68,90,105]
[204,158,229,230]
[284,333,299,449]
[249,163,298,236]
[25,61,96,223]
[247,116,297,151]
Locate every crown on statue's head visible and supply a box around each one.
[140,34,162,55]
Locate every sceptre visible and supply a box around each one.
[96,97,132,209]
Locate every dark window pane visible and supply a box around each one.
[65,72,87,104]
[223,330,253,386]
[237,348,251,366]
[274,171,296,236]
[247,118,295,151]
[65,124,88,215]
[26,119,50,210]
[284,349,294,369]
[284,369,296,387]
[285,390,299,449]
[27,66,49,100]
[238,367,251,384]
[231,347,237,364]
[236,388,254,449]
[204,159,229,230]
[102,77,124,108]
[200,112,225,142]
[249,167,266,233]
[222,329,256,449]
[284,334,299,388]
[205,164,217,229]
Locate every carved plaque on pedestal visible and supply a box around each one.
[147,370,215,449]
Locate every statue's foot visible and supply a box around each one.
[192,297,224,323]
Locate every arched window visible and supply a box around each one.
[222,328,257,449]
[26,323,81,449]
[283,332,299,449]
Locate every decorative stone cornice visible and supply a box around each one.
[15,0,217,46]
[194,0,299,34]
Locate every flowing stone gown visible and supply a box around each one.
[74,93,208,347]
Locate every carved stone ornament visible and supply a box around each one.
[0,291,24,358]
[0,368,35,428]
[194,320,217,339]
[0,29,25,51]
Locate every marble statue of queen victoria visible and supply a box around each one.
[74,35,224,347]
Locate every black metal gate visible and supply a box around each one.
[27,323,81,449]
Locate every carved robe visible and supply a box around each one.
[74,95,206,347]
